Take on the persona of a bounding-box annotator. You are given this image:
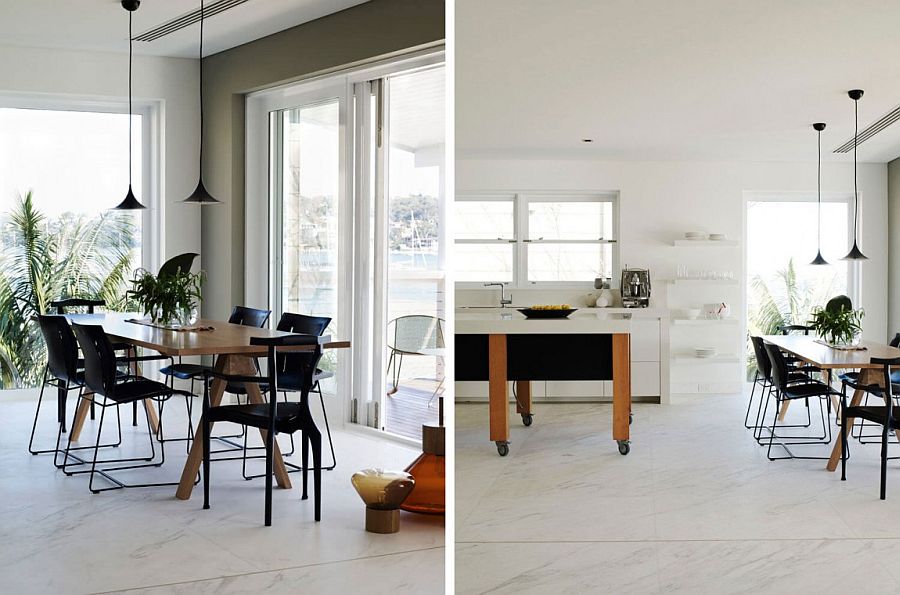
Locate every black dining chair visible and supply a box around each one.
[203,333,324,526]
[746,335,812,437]
[761,342,841,460]
[29,315,124,465]
[776,324,824,377]
[840,333,900,445]
[841,356,900,499]
[237,312,337,477]
[66,323,193,493]
[49,297,134,423]
[157,305,271,452]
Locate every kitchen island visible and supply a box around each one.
[455,310,632,456]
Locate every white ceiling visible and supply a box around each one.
[0,0,369,59]
[456,0,900,163]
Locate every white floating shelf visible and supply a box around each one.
[671,354,740,364]
[673,239,739,247]
[671,317,739,326]
[667,278,739,286]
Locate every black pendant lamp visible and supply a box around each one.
[113,0,145,210]
[182,0,221,204]
[810,123,828,265]
[842,89,867,260]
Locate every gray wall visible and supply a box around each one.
[890,158,900,333]
[200,0,445,319]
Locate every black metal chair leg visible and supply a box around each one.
[301,429,309,500]
[882,425,889,500]
[744,371,759,428]
[309,424,322,522]
[203,393,211,511]
[318,387,337,470]
[28,367,50,455]
[88,400,109,494]
[841,390,848,481]
[132,400,138,426]
[264,425,275,527]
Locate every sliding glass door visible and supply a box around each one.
[247,52,445,441]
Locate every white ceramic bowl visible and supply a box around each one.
[709,233,726,241]
[679,308,701,319]
[685,231,708,240]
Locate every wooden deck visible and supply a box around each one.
[383,377,442,440]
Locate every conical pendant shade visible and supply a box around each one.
[182,0,221,205]
[113,1,146,210]
[183,179,220,205]
[843,240,868,261]
[810,250,829,266]
[810,122,827,265]
[842,89,866,260]
[114,184,145,210]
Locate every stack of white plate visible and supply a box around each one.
[685,231,708,241]
[694,346,717,358]
[709,233,726,241]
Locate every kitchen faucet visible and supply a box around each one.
[484,282,512,307]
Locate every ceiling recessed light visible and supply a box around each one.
[582,138,593,143]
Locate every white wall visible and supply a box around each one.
[0,44,200,261]
[889,158,900,333]
[457,158,889,391]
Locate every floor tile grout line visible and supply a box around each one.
[456,536,900,544]
[88,546,446,594]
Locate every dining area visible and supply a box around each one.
[747,307,900,499]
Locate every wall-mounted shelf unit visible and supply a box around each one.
[671,354,740,364]
[667,279,739,286]
[671,317,739,326]
[672,239,739,247]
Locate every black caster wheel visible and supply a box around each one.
[496,441,510,456]
[522,414,533,427]
[617,440,631,455]
[629,414,634,425]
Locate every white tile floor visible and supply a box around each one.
[0,394,444,594]
[456,392,900,594]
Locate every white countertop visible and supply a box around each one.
[455,309,632,334]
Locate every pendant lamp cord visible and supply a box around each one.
[128,9,133,189]
[198,0,204,176]
[817,127,822,249]
[853,97,859,240]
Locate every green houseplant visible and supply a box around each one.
[128,268,204,327]
[808,295,864,347]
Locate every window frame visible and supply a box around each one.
[0,94,162,273]
[455,191,620,288]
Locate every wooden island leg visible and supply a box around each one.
[489,334,510,456]
[612,333,632,455]
[515,380,533,427]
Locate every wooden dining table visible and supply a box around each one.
[762,334,900,471]
[65,312,350,500]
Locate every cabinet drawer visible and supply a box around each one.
[632,361,660,396]
[630,320,660,362]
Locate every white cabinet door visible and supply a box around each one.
[630,319,661,362]
[632,361,660,396]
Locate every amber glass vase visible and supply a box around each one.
[401,424,445,514]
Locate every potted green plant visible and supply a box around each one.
[808,295,864,348]
[127,268,204,328]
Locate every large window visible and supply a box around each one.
[0,105,148,389]
[455,192,617,285]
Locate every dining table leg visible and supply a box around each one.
[176,354,291,500]
[70,392,94,443]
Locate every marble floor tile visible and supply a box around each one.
[0,396,444,594]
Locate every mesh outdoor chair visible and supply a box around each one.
[386,315,445,401]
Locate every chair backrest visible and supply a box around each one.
[274,313,330,381]
[388,315,445,354]
[229,305,271,328]
[49,298,106,314]
[763,342,790,391]
[37,315,81,383]
[750,336,772,380]
[891,333,900,348]
[871,356,900,408]
[71,323,118,397]
[251,333,324,394]
[157,252,198,278]
[778,324,813,336]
